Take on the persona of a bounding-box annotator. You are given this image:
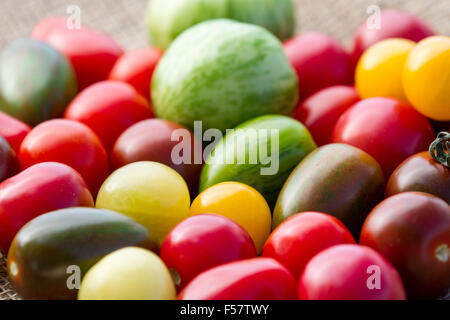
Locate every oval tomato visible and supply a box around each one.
[0,137,19,183]
[0,111,31,154]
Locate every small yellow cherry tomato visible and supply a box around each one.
[356,38,415,101]
[190,182,271,253]
[78,247,176,300]
[96,161,190,246]
[403,36,450,121]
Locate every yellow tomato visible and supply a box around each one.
[356,38,415,101]
[190,182,271,253]
[96,161,190,246]
[78,247,176,300]
[403,36,450,121]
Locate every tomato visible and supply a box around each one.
[96,161,191,246]
[0,137,19,183]
[178,258,297,300]
[32,18,123,90]
[356,38,415,101]
[293,86,360,146]
[78,247,176,300]
[160,214,256,289]
[403,36,450,121]
[65,81,153,151]
[0,111,31,154]
[111,119,202,197]
[0,162,93,252]
[299,244,406,300]
[263,212,355,279]
[351,10,434,63]
[190,182,271,254]
[283,32,354,102]
[108,47,163,99]
[331,97,435,176]
[360,192,450,299]
[19,119,109,196]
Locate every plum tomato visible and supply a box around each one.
[293,85,360,146]
[32,18,123,90]
[299,244,406,300]
[190,182,271,254]
[283,32,354,102]
[78,247,176,300]
[65,81,153,151]
[108,47,163,99]
[178,257,297,300]
[360,192,450,299]
[263,212,355,279]
[356,38,415,101]
[160,214,256,289]
[331,97,435,176]
[19,119,109,196]
[403,36,450,121]
[0,137,19,183]
[0,111,31,154]
[0,162,94,252]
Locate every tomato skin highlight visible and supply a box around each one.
[160,214,256,290]
[0,111,31,154]
[178,258,297,300]
[360,192,450,299]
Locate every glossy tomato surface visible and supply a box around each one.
[0,137,19,183]
[160,214,256,289]
[299,244,406,300]
[179,258,297,300]
[360,192,450,299]
[331,97,435,176]
[0,111,31,154]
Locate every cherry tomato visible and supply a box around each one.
[111,119,202,197]
[32,18,123,90]
[190,182,271,254]
[0,111,31,154]
[360,192,450,299]
[403,36,450,121]
[284,32,354,102]
[331,97,435,176]
[293,86,360,146]
[178,258,297,300]
[108,47,163,99]
[0,162,93,252]
[356,38,415,101]
[160,214,256,289]
[299,244,406,300]
[19,119,109,195]
[64,81,153,151]
[263,212,355,279]
[0,137,19,183]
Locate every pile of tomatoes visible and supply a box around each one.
[0,6,449,301]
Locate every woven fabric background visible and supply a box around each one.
[0,0,449,300]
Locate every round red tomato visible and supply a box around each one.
[263,212,355,279]
[160,214,256,289]
[0,136,19,183]
[19,119,109,195]
[0,111,31,154]
[108,47,163,100]
[65,81,153,151]
[293,86,360,146]
[298,244,406,300]
[360,192,450,299]
[331,97,435,176]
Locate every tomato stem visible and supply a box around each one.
[429,132,450,168]
[435,244,449,263]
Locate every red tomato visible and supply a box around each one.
[283,32,354,102]
[178,258,297,300]
[299,244,406,300]
[111,119,202,196]
[160,214,256,289]
[360,192,450,299]
[0,137,19,183]
[331,97,434,176]
[31,18,123,90]
[0,162,93,251]
[65,81,153,151]
[19,119,109,195]
[0,111,31,154]
[263,212,355,279]
[108,47,163,99]
[293,86,360,146]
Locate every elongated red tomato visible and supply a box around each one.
[0,111,31,154]
[179,258,297,300]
